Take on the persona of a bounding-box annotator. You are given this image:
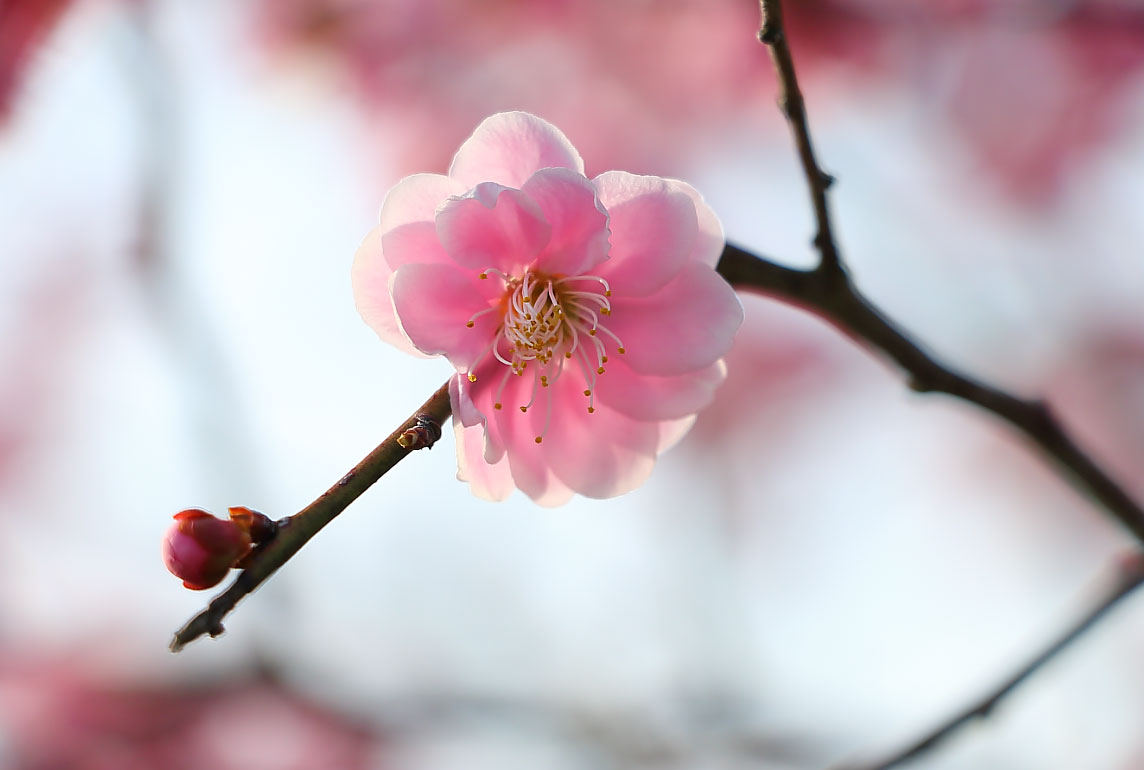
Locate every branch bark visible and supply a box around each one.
[170,379,452,652]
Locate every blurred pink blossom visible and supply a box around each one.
[353,112,742,505]
[0,0,73,124]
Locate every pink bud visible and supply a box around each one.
[161,508,252,590]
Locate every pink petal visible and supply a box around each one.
[521,168,610,276]
[658,415,698,453]
[391,262,502,365]
[605,261,743,376]
[594,358,727,421]
[592,171,698,297]
[667,178,724,268]
[449,111,584,190]
[379,174,466,270]
[454,420,514,502]
[436,183,551,274]
[540,376,659,499]
[452,366,507,462]
[492,373,575,506]
[351,226,430,358]
[380,173,465,233]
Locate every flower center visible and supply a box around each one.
[464,268,626,444]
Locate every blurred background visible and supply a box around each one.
[1,0,1143,767]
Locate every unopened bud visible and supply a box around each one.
[162,508,261,590]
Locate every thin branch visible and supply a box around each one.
[833,552,1144,770]
[170,379,452,652]
[716,243,1144,546]
[757,0,842,275]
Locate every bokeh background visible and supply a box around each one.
[2,0,1144,767]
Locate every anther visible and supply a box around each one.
[466,321,474,328]
[601,356,608,363]
[617,347,626,354]
[494,402,503,410]
[605,290,611,297]
[520,406,528,413]
[587,406,595,413]
[534,436,543,444]
[564,352,572,359]
[597,366,605,375]
[583,389,591,397]
[479,272,488,279]
[588,329,597,337]
[468,373,477,382]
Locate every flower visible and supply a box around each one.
[161,507,275,590]
[353,112,742,505]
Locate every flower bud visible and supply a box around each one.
[162,508,252,590]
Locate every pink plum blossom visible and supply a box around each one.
[353,112,742,505]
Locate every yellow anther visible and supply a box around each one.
[534,436,543,444]
[583,389,591,397]
[564,352,572,359]
[519,406,528,413]
[494,402,503,410]
[479,272,488,279]
[605,290,611,297]
[597,366,605,375]
[468,373,477,382]
[601,356,608,363]
[588,329,597,337]
[587,406,595,413]
[600,308,611,316]
[617,347,626,354]
[466,321,474,328]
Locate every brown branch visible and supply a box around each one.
[758,0,842,275]
[718,243,1144,545]
[833,552,1144,770]
[170,379,452,652]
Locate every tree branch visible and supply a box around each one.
[170,379,452,652]
[758,0,842,276]
[716,244,1144,544]
[834,552,1144,770]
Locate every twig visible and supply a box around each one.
[742,0,1144,764]
[833,552,1144,770]
[757,0,842,276]
[716,244,1144,544]
[170,380,452,652]
[745,0,1144,543]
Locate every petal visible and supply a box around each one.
[657,414,698,453]
[540,375,659,499]
[454,419,514,502]
[380,173,465,233]
[449,111,584,190]
[592,171,699,297]
[521,168,610,276]
[351,226,431,358]
[391,262,502,366]
[595,358,727,422]
[667,178,724,268]
[379,174,467,270]
[605,261,743,376]
[492,373,574,506]
[436,184,551,274]
[452,364,507,463]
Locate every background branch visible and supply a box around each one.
[835,552,1144,770]
[742,0,1144,765]
[170,379,452,652]
[758,0,842,275]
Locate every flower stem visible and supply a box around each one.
[170,379,452,652]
